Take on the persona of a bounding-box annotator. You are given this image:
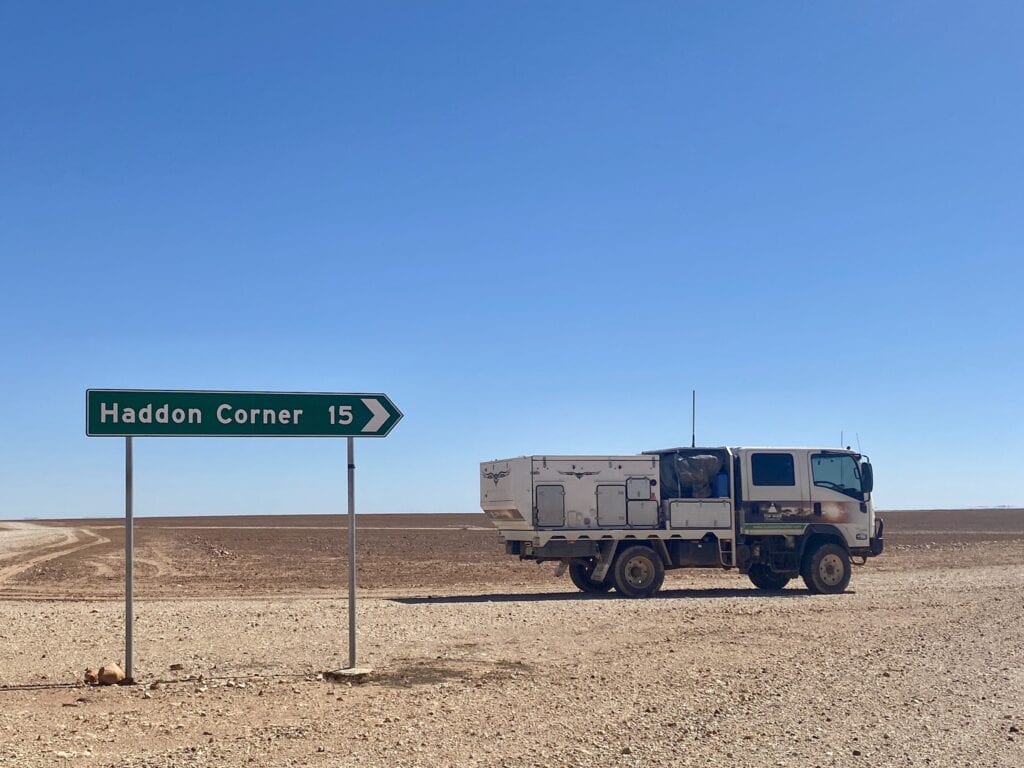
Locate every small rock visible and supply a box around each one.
[98,664,125,686]
[621,747,632,755]
[169,663,184,671]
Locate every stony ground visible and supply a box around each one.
[0,511,1022,767]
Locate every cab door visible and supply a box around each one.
[807,452,869,545]
[741,450,810,523]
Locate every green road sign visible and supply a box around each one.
[86,389,402,437]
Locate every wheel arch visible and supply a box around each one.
[800,524,849,562]
[602,539,672,568]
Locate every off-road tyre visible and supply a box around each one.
[748,564,792,592]
[612,545,665,598]
[568,560,613,594]
[801,542,852,594]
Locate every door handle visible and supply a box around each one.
[813,502,822,516]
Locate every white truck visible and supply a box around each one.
[480,446,883,597]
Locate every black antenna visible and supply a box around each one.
[691,390,696,448]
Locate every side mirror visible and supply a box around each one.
[861,462,874,494]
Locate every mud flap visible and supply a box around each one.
[589,541,619,584]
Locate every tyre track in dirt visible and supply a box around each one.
[0,522,74,561]
[0,523,110,596]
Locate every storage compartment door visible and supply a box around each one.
[596,485,627,527]
[626,477,651,500]
[669,500,732,529]
[535,484,566,527]
[627,500,659,527]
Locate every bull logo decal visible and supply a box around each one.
[558,470,601,480]
[483,469,510,485]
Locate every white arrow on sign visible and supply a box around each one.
[361,398,389,433]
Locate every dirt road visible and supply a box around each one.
[0,522,75,559]
[0,522,109,591]
[0,511,1021,767]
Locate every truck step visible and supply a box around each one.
[719,539,734,567]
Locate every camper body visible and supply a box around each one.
[480,447,883,597]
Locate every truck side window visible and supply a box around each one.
[751,453,795,486]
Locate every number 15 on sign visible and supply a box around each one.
[328,405,353,425]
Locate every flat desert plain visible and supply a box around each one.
[0,510,1022,767]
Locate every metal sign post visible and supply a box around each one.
[347,437,357,669]
[86,389,402,683]
[124,436,134,683]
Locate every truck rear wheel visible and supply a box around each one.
[568,560,613,594]
[748,564,791,592]
[612,545,665,599]
[801,542,852,594]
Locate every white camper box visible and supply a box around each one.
[481,454,731,539]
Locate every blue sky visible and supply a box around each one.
[1,1,1021,517]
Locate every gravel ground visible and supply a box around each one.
[1,555,1022,767]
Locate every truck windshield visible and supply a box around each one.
[811,454,863,499]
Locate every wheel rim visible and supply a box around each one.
[818,553,845,586]
[624,556,654,588]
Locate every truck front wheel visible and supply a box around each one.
[568,560,613,594]
[748,564,791,592]
[801,542,852,594]
[612,546,665,599]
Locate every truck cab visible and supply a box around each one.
[731,447,881,589]
[722,447,877,549]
